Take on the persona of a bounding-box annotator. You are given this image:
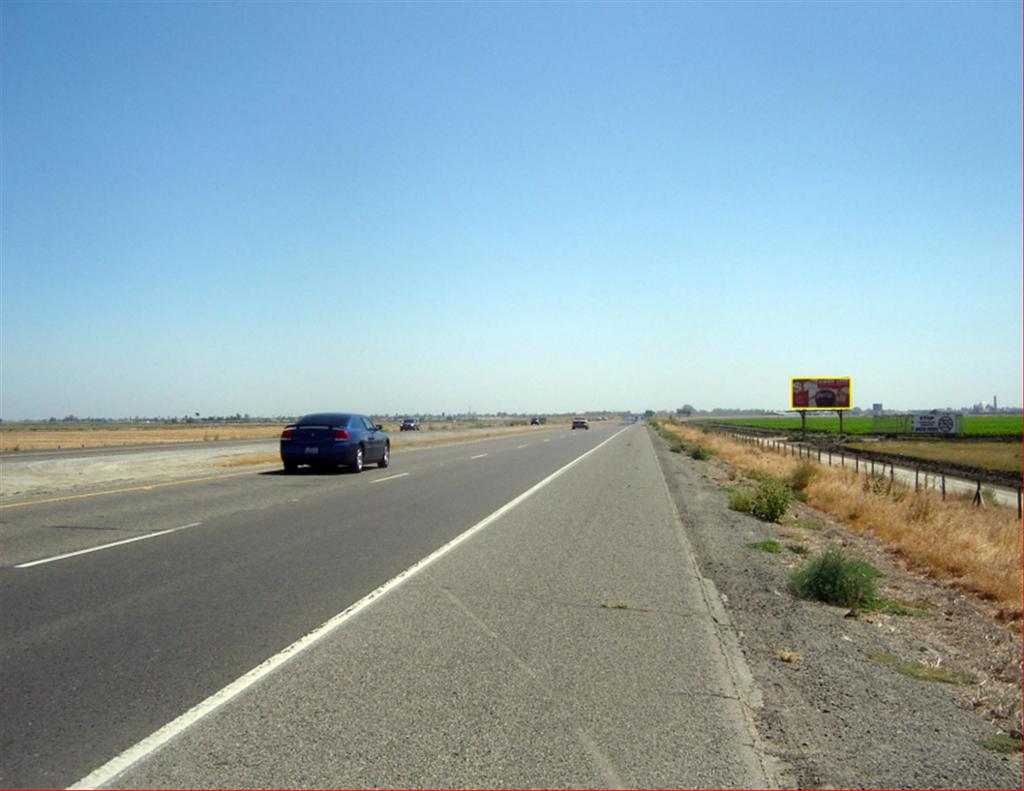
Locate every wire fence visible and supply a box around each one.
[709,426,1022,520]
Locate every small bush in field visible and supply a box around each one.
[751,478,792,522]
[788,462,817,492]
[690,445,712,460]
[790,546,879,609]
[729,489,754,512]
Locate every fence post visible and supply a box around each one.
[973,480,982,507]
[828,451,832,466]
[941,474,946,500]
[915,468,919,491]
[871,460,875,475]
[841,452,844,468]
[817,448,821,462]
[1018,486,1021,520]
[855,456,859,473]
[890,464,894,484]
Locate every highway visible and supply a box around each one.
[1,423,768,789]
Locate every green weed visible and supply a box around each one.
[982,735,1023,754]
[747,540,783,554]
[789,546,880,609]
[868,653,974,686]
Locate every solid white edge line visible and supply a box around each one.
[15,523,203,569]
[371,473,410,484]
[68,425,632,790]
[470,453,488,459]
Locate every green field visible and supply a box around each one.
[705,414,1022,437]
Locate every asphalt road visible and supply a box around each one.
[1,423,768,789]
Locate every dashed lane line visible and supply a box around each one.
[14,523,203,569]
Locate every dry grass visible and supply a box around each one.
[661,423,1023,609]
[1,424,285,451]
[848,440,1021,473]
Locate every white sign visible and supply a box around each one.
[912,413,958,434]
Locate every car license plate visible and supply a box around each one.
[304,446,319,455]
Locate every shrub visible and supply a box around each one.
[747,540,782,553]
[751,478,792,522]
[690,445,712,460]
[789,546,879,609]
[729,489,755,512]
[788,462,817,492]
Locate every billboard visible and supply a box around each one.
[911,413,960,434]
[791,377,852,410]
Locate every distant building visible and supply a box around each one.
[872,403,883,415]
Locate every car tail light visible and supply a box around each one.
[334,430,350,441]
[280,429,293,440]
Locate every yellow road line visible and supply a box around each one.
[0,467,277,510]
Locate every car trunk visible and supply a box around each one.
[291,424,340,449]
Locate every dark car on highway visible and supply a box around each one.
[400,418,420,431]
[572,417,589,430]
[280,413,389,473]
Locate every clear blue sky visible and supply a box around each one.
[2,1,1020,419]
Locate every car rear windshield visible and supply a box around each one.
[298,413,353,427]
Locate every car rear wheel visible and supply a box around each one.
[351,446,364,473]
[379,443,390,468]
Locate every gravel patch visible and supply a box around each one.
[651,428,1023,790]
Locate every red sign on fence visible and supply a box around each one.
[791,377,852,410]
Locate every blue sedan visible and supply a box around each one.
[280,413,390,474]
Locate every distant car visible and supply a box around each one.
[530,417,541,425]
[572,417,589,430]
[400,418,420,431]
[280,413,389,473]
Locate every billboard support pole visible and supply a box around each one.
[800,410,807,440]
[837,409,844,434]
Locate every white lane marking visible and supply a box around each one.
[470,453,488,459]
[15,523,202,569]
[543,438,551,442]
[516,444,528,449]
[68,425,630,790]
[371,473,409,484]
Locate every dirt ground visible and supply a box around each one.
[652,429,1023,789]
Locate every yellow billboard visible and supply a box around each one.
[791,377,852,410]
